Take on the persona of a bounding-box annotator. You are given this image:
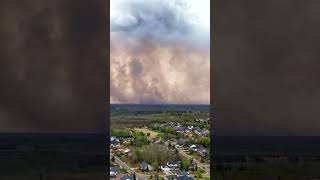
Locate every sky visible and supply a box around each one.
[110,0,210,104]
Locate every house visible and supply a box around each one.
[164,175,177,180]
[161,165,171,172]
[166,122,176,127]
[187,126,193,130]
[110,137,120,149]
[140,161,152,171]
[167,161,178,169]
[111,136,120,142]
[122,137,134,144]
[184,131,193,138]
[174,126,186,133]
[201,130,210,137]
[119,175,134,180]
[175,170,189,177]
[189,144,198,152]
[193,127,201,131]
[123,148,130,154]
[198,147,208,157]
[115,145,126,153]
[177,175,193,180]
[195,118,209,123]
[110,166,119,177]
[111,141,120,148]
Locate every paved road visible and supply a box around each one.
[111,148,210,179]
[110,153,146,180]
[177,148,210,177]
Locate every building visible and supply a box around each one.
[161,165,171,172]
[177,175,193,180]
[164,175,177,180]
[140,161,152,171]
[110,166,119,177]
[197,147,208,157]
[175,170,189,177]
[167,161,178,169]
[119,175,134,180]
[189,144,198,152]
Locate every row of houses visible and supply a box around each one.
[165,122,210,137]
[194,118,210,123]
[111,162,194,180]
[138,160,195,179]
[110,163,136,180]
[110,136,134,149]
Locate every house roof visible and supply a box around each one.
[110,167,119,173]
[177,175,193,180]
[198,147,207,153]
[140,161,149,169]
[119,176,133,180]
[174,126,186,131]
[188,163,196,168]
[167,161,178,165]
[110,140,119,145]
[165,175,177,179]
[176,170,188,176]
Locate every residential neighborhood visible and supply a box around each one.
[110,111,210,180]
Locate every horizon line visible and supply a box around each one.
[110,103,210,105]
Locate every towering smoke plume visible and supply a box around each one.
[111,0,210,104]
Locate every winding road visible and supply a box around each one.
[177,148,210,177]
[110,153,147,180]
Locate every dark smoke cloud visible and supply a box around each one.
[111,0,210,104]
[111,35,210,104]
[0,0,106,133]
[111,0,193,44]
[129,59,143,76]
[214,0,320,135]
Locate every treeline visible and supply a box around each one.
[132,131,149,147]
[195,137,210,148]
[110,128,131,138]
[131,144,179,169]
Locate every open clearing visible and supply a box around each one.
[133,127,159,139]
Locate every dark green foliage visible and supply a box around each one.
[110,128,131,138]
[196,137,210,148]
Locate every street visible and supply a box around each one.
[177,148,210,177]
[110,153,146,180]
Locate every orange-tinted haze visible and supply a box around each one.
[110,32,210,104]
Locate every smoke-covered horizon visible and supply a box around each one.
[110,0,210,104]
